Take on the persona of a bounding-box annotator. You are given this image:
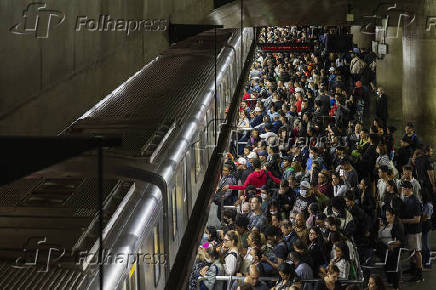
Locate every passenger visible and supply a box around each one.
[231,264,269,290]
[398,181,423,282]
[222,159,281,192]
[271,263,294,290]
[191,26,434,290]
[235,215,251,250]
[376,207,405,290]
[235,157,254,185]
[247,196,268,231]
[292,181,317,216]
[314,265,341,290]
[320,241,350,280]
[289,251,314,288]
[308,227,327,277]
[215,164,238,220]
[261,225,288,270]
[220,231,241,277]
[238,110,251,128]
[367,274,386,290]
[199,246,225,290]
[190,245,211,290]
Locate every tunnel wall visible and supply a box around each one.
[375,27,404,126]
[0,0,213,135]
[401,0,436,147]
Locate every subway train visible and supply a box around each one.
[0,28,254,289]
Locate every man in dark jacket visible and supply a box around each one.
[273,180,296,219]
[334,95,350,131]
[375,87,388,128]
[399,180,423,282]
[315,87,331,116]
[358,134,378,180]
[395,136,414,174]
[234,157,254,184]
[345,191,371,260]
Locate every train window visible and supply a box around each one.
[226,73,231,104]
[184,156,192,217]
[128,263,138,290]
[190,146,197,205]
[153,226,160,287]
[207,106,215,152]
[201,113,208,163]
[221,80,227,116]
[171,186,177,240]
[176,162,185,231]
[194,141,201,180]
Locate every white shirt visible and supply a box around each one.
[333,183,348,197]
[223,249,239,276]
[377,179,388,201]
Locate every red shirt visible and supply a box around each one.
[295,99,302,113]
[329,104,338,117]
[229,170,281,191]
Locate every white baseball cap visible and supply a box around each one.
[236,157,247,166]
[247,152,258,159]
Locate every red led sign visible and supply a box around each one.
[258,42,312,52]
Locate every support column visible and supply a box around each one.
[402,0,436,147]
[351,25,375,49]
[376,27,404,125]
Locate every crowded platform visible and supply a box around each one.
[189,26,435,290]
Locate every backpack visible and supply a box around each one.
[224,251,241,274]
[264,169,278,188]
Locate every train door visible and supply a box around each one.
[188,146,196,214]
[175,161,187,234]
[137,218,163,290]
[183,156,191,220]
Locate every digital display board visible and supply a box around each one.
[258,42,313,52]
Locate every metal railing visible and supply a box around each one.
[361,246,416,274]
[198,275,365,290]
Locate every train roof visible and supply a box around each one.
[64,29,239,160]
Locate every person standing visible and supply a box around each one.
[399,181,423,282]
[375,88,388,128]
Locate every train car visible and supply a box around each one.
[0,27,253,289]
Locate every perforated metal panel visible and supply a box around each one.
[0,179,42,207]
[67,29,239,158]
[0,262,89,289]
